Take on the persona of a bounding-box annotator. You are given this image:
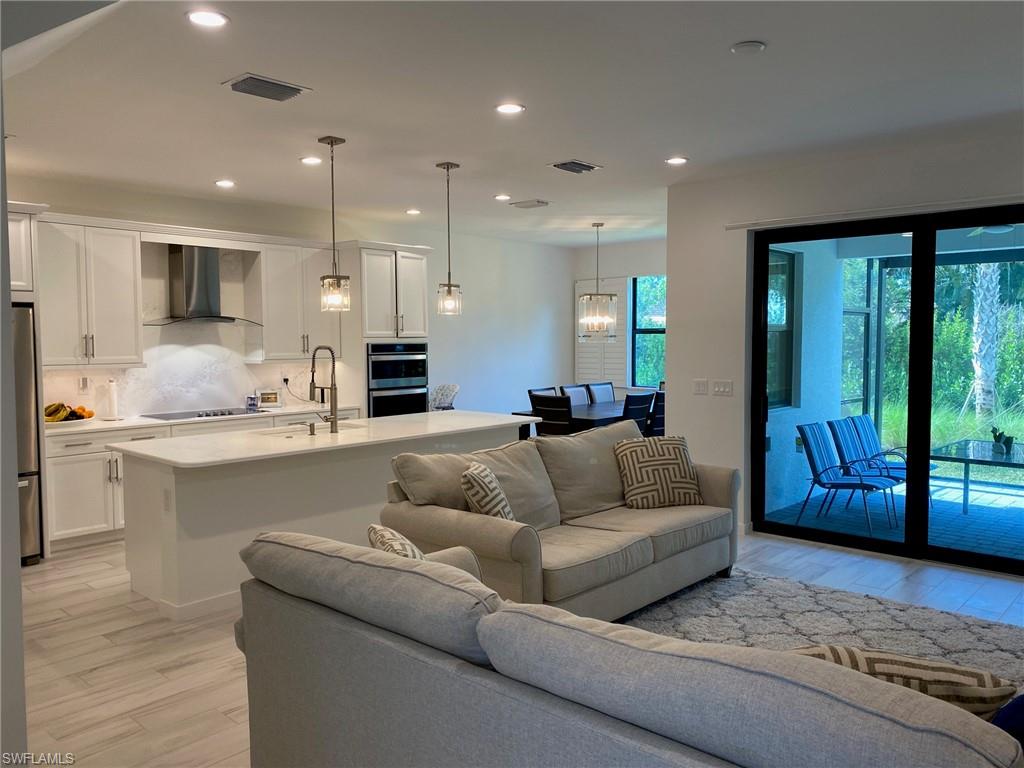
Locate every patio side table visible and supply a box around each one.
[930,439,1024,515]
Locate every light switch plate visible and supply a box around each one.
[78,376,90,393]
[693,378,709,395]
[711,379,733,396]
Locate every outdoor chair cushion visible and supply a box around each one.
[566,505,732,561]
[537,525,653,602]
[533,420,643,521]
[392,440,559,529]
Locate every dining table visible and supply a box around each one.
[511,400,626,439]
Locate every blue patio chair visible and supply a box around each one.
[848,413,936,507]
[828,417,906,527]
[796,422,900,536]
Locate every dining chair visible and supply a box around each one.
[585,381,616,404]
[429,384,459,411]
[528,393,574,436]
[560,384,590,407]
[645,391,665,437]
[622,392,656,433]
[528,387,558,397]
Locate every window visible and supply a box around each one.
[841,258,874,417]
[631,275,666,388]
[767,250,795,407]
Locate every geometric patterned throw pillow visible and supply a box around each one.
[460,462,515,520]
[613,436,703,509]
[790,645,1018,720]
[367,524,425,560]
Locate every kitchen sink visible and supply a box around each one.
[257,421,363,436]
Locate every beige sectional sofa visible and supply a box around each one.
[236,532,1023,768]
[380,420,740,620]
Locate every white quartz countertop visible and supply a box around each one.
[107,410,540,468]
[43,404,358,436]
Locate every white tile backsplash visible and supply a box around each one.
[43,322,350,417]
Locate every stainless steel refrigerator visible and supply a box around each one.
[13,304,42,565]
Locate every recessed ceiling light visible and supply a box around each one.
[300,156,322,166]
[665,156,689,166]
[215,179,235,189]
[495,103,526,115]
[730,40,766,55]
[494,194,511,201]
[188,10,229,28]
[406,208,422,215]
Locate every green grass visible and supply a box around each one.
[880,400,1024,486]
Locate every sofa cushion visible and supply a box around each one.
[392,440,559,529]
[460,462,515,520]
[477,603,1023,768]
[240,532,500,664]
[567,505,732,561]
[789,645,1017,720]
[538,525,653,602]
[614,436,703,508]
[533,420,643,521]
[367,524,425,559]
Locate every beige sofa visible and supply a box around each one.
[380,420,740,620]
[237,532,1022,768]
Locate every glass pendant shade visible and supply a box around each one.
[577,292,617,342]
[320,274,351,312]
[437,283,463,315]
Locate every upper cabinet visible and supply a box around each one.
[36,222,143,367]
[7,212,34,292]
[361,248,428,339]
[253,245,342,360]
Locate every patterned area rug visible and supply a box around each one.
[623,568,1024,687]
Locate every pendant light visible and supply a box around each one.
[318,135,351,312]
[436,161,463,315]
[577,222,617,342]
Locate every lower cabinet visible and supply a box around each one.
[46,452,117,540]
[112,451,125,530]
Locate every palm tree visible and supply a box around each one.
[972,262,1000,418]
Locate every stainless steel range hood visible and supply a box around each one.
[145,245,260,326]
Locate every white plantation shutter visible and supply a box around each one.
[574,277,629,388]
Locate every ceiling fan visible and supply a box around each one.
[967,224,1015,237]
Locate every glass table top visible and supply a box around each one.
[931,438,1024,466]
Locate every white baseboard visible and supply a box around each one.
[157,590,241,621]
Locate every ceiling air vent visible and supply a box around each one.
[550,159,603,174]
[223,73,309,102]
[510,199,550,209]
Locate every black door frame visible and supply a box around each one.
[750,203,1024,576]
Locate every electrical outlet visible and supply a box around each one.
[693,378,709,395]
[711,379,733,396]
[78,376,90,393]
[795,435,804,453]
[765,435,772,452]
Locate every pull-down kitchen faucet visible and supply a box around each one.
[309,345,339,433]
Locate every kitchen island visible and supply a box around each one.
[108,410,539,619]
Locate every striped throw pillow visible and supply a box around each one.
[791,645,1017,720]
[367,524,425,560]
[614,436,703,509]
[461,462,515,520]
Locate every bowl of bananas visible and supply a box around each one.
[44,402,95,423]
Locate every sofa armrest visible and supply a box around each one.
[425,546,482,580]
[381,500,543,602]
[695,464,741,565]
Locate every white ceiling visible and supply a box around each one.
[3,1,1021,246]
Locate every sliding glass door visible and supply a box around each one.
[751,205,1024,575]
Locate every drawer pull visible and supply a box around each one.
[64,441,92,448]
[130,435,156,441]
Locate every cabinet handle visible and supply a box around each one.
[130,435,156,441]
[63,441,92,448]
[114,457,121,482]
[83,335,89,358]
[400,314,404,333]
[394,314,399,335]
[89,334,96,358]
[107,458,113,482]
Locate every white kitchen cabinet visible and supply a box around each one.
[396,251,429,338]
[111,451,125,530]
[47,452,115,539]
[300,248,343,353]
[361,248,428,338]
[259,245,305,359]
[36,222,143,367]
[8,212,34,292]
[36,222,89,365]
[271,408,359,427]
[170,416,274,436]
[361,248,399,337]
